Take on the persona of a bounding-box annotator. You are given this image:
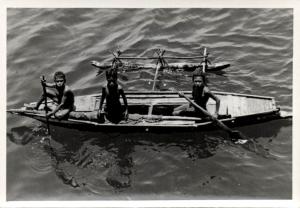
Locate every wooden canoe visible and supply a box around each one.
[7,91,288,132]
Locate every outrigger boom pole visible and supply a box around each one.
[117,56,205,60]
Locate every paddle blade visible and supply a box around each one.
[240,139,273,158]
[234,138,248,145]
[229,130,248,143]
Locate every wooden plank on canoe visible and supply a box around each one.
[224,94,233,117]
[83,91,274,100]
[123,90,275,100]
[79,97,189,107]
[121,97,188,105]
[240,96,248,116]
[217,94,229,116]
[234,96,241,116]
[206,98,216,115]
[53,116,196,127]
[73,91,277,117]
[244,97,271,115]
[78,93,192,101]
[151,120,195,125]
[232,95,239,117]
[263,98,273,112]
[128,114,203,121]
[74,96,97,111]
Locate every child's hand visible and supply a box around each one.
[46,112,53,118]
[40,79,46,86]
[212,112,219,120]
[178,91,185,97]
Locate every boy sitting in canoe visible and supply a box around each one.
[34,71,75,120]
[98,69,128,124]
[172,69,220,118]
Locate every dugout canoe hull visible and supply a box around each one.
[8,91,286,132]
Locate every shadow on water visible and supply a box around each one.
[7,118,292,191]
[7,126,36,145]
[40,129,222,191]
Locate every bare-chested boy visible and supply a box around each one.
[35,71,75,120]
[98,69,128,124]
[173,69,220,118]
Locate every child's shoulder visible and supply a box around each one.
[63,86,75,96]
[118,85,123,90]
[64,85,73,92]
[204,86,210,93]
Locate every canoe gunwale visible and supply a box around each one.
[82,90,275,100]
[7,89,282,132]
[7,108,282,131]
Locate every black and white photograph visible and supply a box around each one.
[4,1,297,206]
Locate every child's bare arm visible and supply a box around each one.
[99,87,106,111]
[44,82,56,88]
[120,88,128,120]
[207,89,220,116]
[120,88,128,110]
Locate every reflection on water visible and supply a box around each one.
[7,118,291,192]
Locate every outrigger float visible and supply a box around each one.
[91,48,230,73]
[7,48,291,133]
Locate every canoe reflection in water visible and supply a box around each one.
[7,118,291,191]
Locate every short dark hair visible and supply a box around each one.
[192,68,208,85]
[106,69,118,81]
[54,71,66,81]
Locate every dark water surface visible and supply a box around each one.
[7,8,292,200]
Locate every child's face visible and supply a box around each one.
[107,77,117,88]
[55,77,65,87]
[193,76,204,87]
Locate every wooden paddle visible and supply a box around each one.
[178,91,248,143]
[41,76,51,135]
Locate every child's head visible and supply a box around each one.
[106,69,118,88]
[193,75,205,87]
[192,68,207,86]
[53,71,66,87]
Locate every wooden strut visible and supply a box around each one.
[152,49,165,91]
[202,48,207,73]
[152,60,162,91]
